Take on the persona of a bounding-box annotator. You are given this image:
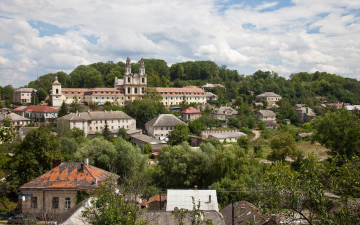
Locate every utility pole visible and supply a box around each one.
[232,200,234,225]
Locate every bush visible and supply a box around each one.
[261,130,270,139]
[240,127,252,135]
[253,145,263,158]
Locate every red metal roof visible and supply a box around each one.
[19,162,119,191]
[13,105,59,113]
[181,107,202,114]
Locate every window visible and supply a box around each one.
[56,89,59,94]
[65,198,71,209]
[128,77,130,83]
[73,122,75,125]
[111,126,114,129]
[96,127,98,130]
[134,88,137,94]
[52,197,59,209]
[31,197,37,208]
[128,87,131,93]
[112,120,114,123]
[142,78,144,83]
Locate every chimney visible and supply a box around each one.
[95,178,98,185]
[194,185,197,190]
[84,158,89,166]
[52,158,62,168]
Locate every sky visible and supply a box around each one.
[0,0,359,87]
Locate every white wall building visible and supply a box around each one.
[145,114,187,139]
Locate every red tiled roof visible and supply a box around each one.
[181,107,202,114]
[13,105,59,113]
[19,162,119,191]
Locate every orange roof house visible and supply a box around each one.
[181,107,202,121]
[19,159,119,215]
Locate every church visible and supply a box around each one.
[50,57,206,107]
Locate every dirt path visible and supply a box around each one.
[252,130,261,141]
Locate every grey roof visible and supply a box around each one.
[58,110,133,121]
[13,88,37,93]
[211,107,238,115]
[297,132,314,138]
[256,92,281,97]
[296,107,316,117]
[19,127,39,134]
[130,133,165,144]
[166,189,219,211]
[0,113,30,121]
[206,92,217,97]
[210,132,247,139]
[146,114,186,127]
[257,110,276,117]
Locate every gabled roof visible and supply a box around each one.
[13,105,58,113]
[145,114,186,127]
[0,112,30,121]
[257,110,276,117]
[206,92,217,97]
[19,127,39,134]
[19,162,119,191]
[181,107,202,114]
[256,92,281,97]
[166,189,219,211]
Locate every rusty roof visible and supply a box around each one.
[19,162,119,191]
[181,107,202,114]
[148,194,167,204]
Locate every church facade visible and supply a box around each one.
[51,57,206,107]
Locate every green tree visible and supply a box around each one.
[143,143,152,157]
[82,179,145,225]
[168,124,190,146]
[237,136,249,152]
[258,120,266,130]
[117,127,130,141]
[268,132,297,161]
[74,137,117,172]
[102,121,112,141]
[259,99,268,108]
[2,116,12,128]
[58,101,68,117]
[10,126,60,185]
[311,109,360,158]
[36,87,48,102]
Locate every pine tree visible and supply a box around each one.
[31,90,39,105]
[102,121,112,141]
[58,101,68,118]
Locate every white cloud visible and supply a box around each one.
[0,0,359,87]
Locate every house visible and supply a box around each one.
[209,132,247,143]
[155,86,207,106]
[256,110,276,122]
[19,127,39,140]
[255,92,282,107]
[12,105,59,122]
[58,110,136,136]
[295,106,316,121]
[181,107,202,121]
[166,189,219,212]
[220,201,262,225]
[147,194,167,210]
[56,198,92,225]
[253,102,263,109]
[0,112,31,131]
[145,114,187,139]
[13,88,37,105]
[264,121,277,129]
[202,83,225,88]
[206,92,218,101]
[209,107,238,120]
[344,105,360,113]
[197,129,240,139]
[18,158,119,215]
[129,133,167,156]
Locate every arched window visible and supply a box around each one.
[142,78,144,83]
[128,87,131,94]
[128,77,130,83]
[134,88,137,94]
[56,89,59,94]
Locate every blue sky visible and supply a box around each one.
[0,0,359,87]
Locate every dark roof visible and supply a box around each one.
[220,201,262,225]
[19,162,119,191]
[145,114,186,127]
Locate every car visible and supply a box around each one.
[7,214,24,224]
[7,214,36,224]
